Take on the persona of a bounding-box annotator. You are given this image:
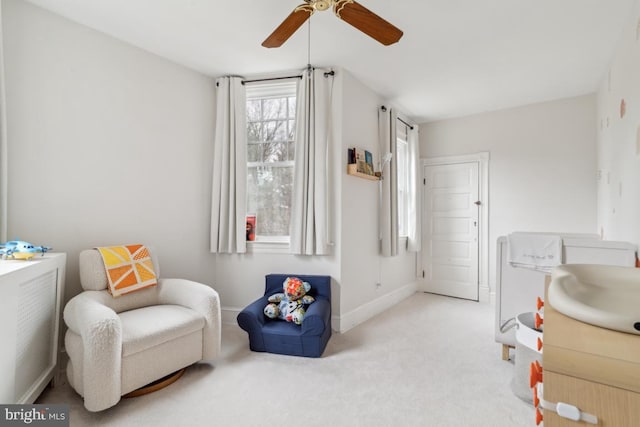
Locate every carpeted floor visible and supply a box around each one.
[38,292,535,426]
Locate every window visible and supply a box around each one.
[245,81,298,242]
[396,120,410,238]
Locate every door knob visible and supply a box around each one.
[474,201,481,206]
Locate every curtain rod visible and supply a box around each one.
[216,70,335,87]
[243,70,335,85]
[242,75,301,85]
[398,117,415,130]
[380,106,415,130]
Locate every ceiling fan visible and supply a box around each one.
[262,0,403,48]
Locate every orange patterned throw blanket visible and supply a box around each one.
[96,244,157,297]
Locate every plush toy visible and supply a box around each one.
[264,277,315,325]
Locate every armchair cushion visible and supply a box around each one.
[119,305,204,357]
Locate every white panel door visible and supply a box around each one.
[422,162,479,300]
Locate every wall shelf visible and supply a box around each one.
[347,164,380,181]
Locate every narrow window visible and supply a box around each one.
[396,121,410,238]
[245,81,297,242]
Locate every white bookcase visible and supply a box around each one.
[0,253,66,404]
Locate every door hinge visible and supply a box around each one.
[422,270,425,278]
[423,178,426,185]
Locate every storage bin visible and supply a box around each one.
[511,312,542,403]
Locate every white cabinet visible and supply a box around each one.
[0,253,66,404]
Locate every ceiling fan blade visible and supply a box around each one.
[334,0,403,46]
[262,5,314,48]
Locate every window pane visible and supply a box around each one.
[263,98,287,120]
[247,99,262,121]
[287,141,296,161]
[288,96,296,117]
[263,140,287,163]
[397,139,409,237]
[247,143,262,163]
[246,165,293,236]
[287,119,295,140]
[263,121,277,142]
[274,121,287,141]
[247,121,261,143]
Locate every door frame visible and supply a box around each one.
[419,152,490,302]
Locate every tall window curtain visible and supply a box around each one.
[290,67,333,255]
[378,107,398,257]
[0,4,7,242]
[210,76,247,254]
[406,123,421,252]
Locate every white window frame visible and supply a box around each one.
[245,80,297,247]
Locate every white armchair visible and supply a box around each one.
[63,248,220,412]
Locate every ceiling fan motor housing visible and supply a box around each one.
[313,0,333,11]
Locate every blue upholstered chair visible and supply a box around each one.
[237,274,332,358]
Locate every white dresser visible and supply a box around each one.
[0,253,66,404]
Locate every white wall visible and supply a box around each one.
[3,0,418,333]
[3,0,217,300]
[340,70,417,329]
[597,2,640,248]
[420,95,598,293]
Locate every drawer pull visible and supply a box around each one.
[539,399,598,425]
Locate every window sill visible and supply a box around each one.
[246,240,291,254]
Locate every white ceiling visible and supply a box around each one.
[24,0,638,123]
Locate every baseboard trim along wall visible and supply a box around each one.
[221,281,418,333]
[337,282,418,333]
[480,284,491,303]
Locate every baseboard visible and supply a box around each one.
[489,289,496,306]
[222,307,242,325]
[336,281,418,333]
[222,281,418,333]
[479,284,491,303]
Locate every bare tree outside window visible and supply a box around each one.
[246,82,297,240]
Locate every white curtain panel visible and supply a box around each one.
[0,4,7,242]
[290,68,332,255]
[210,77,247,254]
[406,122,421,252]
[378,107,398,257]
